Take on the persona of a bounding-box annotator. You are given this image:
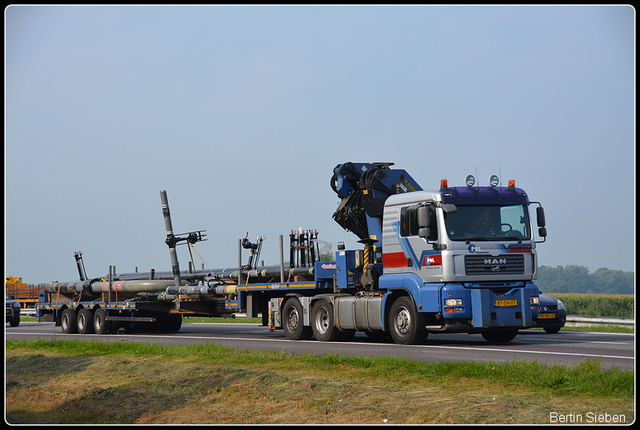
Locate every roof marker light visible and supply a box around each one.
[489,175,500,187]
[508,180,516,187]
[440,179,448,188]
[465,175,475,187]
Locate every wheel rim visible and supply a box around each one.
[61,313,69,331]
[286,307,300,332]
[395,307,411,335]
[78,313,86,330]
[314,307,330,335]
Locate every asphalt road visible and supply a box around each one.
[6,321,635,370]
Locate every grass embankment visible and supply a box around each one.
[5,339,634,425]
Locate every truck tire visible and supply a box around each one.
[389,297,427,345]
[481,329,518,343]
[282,298,313,340]
[160,314,182,332]
[10,314,20,327]
[77,308,95,334]
[93,308,112,335]
[311,300,343,341]
[61,308,78,334]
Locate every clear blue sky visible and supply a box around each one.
[5,5,635,284]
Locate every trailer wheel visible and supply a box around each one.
[161,314,182,332]
[61,308,78,334]
[77,308,95,334]
[282,298,313,340]
[93,308,112,335]
[481,329,518,343]
[389,297,427,345]
[311,300,343,341]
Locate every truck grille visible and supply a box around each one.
[465,254,525,275]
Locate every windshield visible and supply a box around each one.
[444,204,531,241]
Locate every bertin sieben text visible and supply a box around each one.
[549,411,626,423]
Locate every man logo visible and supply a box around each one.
[484,258,507,265]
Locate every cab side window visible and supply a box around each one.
[400,207,418,236]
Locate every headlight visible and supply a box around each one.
[557,300,565,310]
[530,296,539,305]
[445,298,463,306]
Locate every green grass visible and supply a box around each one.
[5,339,635,424]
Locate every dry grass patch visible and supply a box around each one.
[5,340,635,424]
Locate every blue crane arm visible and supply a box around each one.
[331,162,422,241]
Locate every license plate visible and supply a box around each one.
[495,299,517,307]
[538,313,555,319]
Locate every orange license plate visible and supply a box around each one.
[495,300,517,307]
[538,313,555,319]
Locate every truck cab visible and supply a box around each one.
[380,175,546,341]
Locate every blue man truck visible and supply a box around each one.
[38,162,546,344]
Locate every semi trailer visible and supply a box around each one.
[38,162,547,344]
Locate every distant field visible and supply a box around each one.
[545,293,634,318]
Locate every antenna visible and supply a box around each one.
[499,165,502,187]
[474,168,479,187]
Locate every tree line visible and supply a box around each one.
[537,265,635,295]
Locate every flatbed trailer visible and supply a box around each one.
[37,256,336,334]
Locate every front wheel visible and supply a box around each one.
[481,329,518,343]
[10,314,20,327]
[389,297,427,345]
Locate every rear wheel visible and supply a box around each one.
[93,308,112,335]
[160,314,182,332]
[389,297,427,345]
[311,300,343,341]
[61,308,78,334]
[282,298,313,340]
[77,308,95,334]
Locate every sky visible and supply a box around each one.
[5,5,635,284]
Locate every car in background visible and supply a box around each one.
[6,293,21,327]
[534,293,566,333]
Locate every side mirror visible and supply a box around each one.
[536,207,546,227]
[536,207,547,238]
[417,206,431,238]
